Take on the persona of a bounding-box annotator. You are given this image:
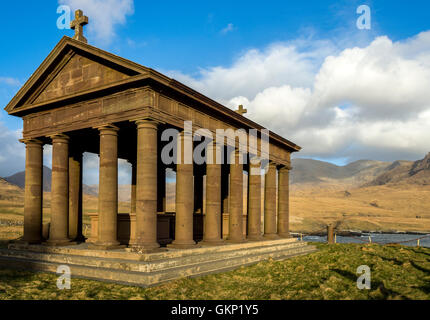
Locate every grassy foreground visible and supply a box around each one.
[0,243,429,300]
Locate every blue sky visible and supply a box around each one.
[1,0,430,181]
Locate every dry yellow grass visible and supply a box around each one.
[290,184,430,233]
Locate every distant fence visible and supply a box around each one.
[295,226,430,247]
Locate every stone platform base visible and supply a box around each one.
[0,239,317,287]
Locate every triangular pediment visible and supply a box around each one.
[5,36,147,114]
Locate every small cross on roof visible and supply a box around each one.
[70,9,89,43]
[235,104,247,116]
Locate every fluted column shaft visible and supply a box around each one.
[264,162,279,239]
[22,139,44,244]
[201,143,223,244]
[69,150,84,242]
[170,131,196,248]
[278,166,291,238]
[228,148,245,242]
[134,120,159,249]
[95,126,120,248]
[248,158,263,240]
[47,134,71,245]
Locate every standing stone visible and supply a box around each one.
[47,134,72,245]
[201,143,223,245]
[69,150,84,242]
[93,125,120,249]
[264,162,279,239]
[278,166,291,238]
[169,131,197,248]
[247,157,263,240]
[228,148,245,243]
[21,139,44,244]
[134,120,159,249]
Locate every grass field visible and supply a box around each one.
[0,243,429,300]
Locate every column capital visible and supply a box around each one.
[135,119,159,130]
[49,134,69,143]
[19,138,44,146]
[267,161,278,170]
[279,164,292,171]
[96,124,119,136]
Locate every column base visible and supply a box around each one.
[225,238,247,244]
[199,239,225,246]
[16,238,43,245]
[277,232,291,239]
[263,233,280,240]
[128,242,161,251]
[87,241,125,250]
[247,234,264,241]
[168,240,199,249]
[44,239,77,247]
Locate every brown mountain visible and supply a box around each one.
[365,153,430,186]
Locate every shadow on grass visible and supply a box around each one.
[331,268,407,300]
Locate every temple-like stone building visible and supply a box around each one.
[4,11,301,252]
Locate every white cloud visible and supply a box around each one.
[59,0,134,45]
[0,123,24,177]
[221,23,235,34]
[169,31,430,162]
[0,77,20,86]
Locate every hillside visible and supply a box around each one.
[365,153,430,187]
[290,158,397,190]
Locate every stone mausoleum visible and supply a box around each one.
[0,11,316,286]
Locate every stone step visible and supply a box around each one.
[0,244,317,287]
[0,240,310,273]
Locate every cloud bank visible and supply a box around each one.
[169,31,430,163]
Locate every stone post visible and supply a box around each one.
[327,225,335,244]
[264,162,279,239]
[170,131,197,248]
[201,143,223,245]
[69,150,84,242]
[47,134,72,245]
[130,160,136,214]
[278,165,291,238]
[134,120,159,250]
[93,125,121,249]
[228,148,245,243]
[21,139,44,244]
[247,156,263,240]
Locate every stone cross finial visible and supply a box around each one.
[235,105,247,116]
[70,9,88,43]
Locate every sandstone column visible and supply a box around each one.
[134,120,159,249]
[201,143,223,245]
[228,148,245,242]
[247,157,263,240]
[170,131,196,248]
[21,139,44,244]
[69,150,84,242]
[130,160,136,214]
[278,165,291,238]
[47,134,72,245]
[264,162,279,239]
[93,125,120,249]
